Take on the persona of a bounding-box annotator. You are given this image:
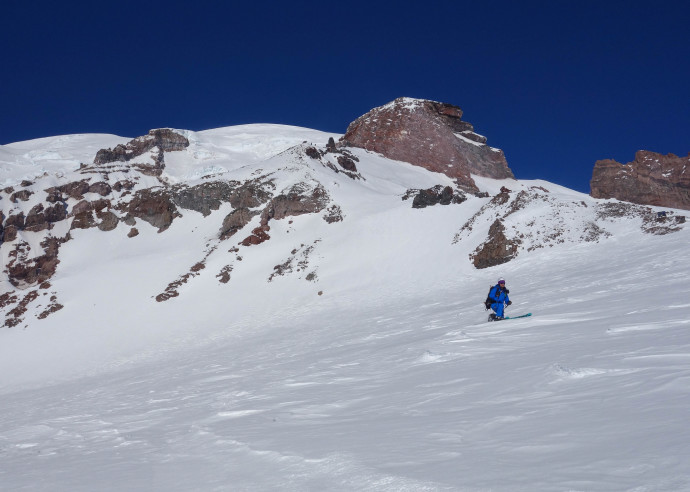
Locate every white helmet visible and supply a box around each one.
[498,277,505,284]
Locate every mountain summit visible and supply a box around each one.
[342,97,514,192]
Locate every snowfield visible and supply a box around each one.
[1,125,689,491]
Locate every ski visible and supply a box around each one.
[488,312,532,322]
[504,313,532,320]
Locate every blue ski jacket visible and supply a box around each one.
[489,284,510,305]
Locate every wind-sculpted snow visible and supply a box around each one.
[1,125,690,490]
[2,232,690,490]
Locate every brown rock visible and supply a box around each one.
[5,290,40,327]
[92,199,112,217]
[0,291,18,309]
[240,226,271,246]
[590,151,690,210]
[25,204,48,232]
[410,185,466,208]
[10,189,33,202]
[89,181,112,196]
[305,146,321,159]
[3,225,18,243]
[260,184,329,226]
[45,189,64,203]
[71,200,93,216]
[219,208,258,240]
[37,301,64,320]
[70,199,112,229]
[98,211,119,231]
[216,265,233,283]
[53,180,91,200]
[113,180,136,192]
[342,98,514,192]
[337,154,358,172]
[471,219,520,269]
[5,212,25,230]
[23,202,66,232]
[171,181,271,217]
[228,182,273,210]
[71,212,96,230]
[45,203,68,223]
[323,204,344,223]
[6,237,64,288]
[126,190,178,231]
[94,128,189,165]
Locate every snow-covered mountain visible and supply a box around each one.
[1,122,689,491]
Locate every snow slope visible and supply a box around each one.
[1,125,689,491]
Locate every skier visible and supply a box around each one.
[485,277,512,321]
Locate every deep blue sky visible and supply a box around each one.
[2,1,688,192]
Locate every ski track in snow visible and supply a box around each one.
[1,127,690,491]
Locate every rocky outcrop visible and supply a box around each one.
[172,180,272,217]
[89,182,112,196]
[219,208,258,240]
[342,97,514,192]
[455,185,686,269]
[590,151,690,210]
[69,199,113,230]
[94,129,189,165]
[172,182,237,217]
[239,183,331,246]
[123,190,179,232]
[323,205,344,223]
[239,226,271,247]
[404,185,467,208]
[260,183,329,225]
[306,144,363,181]
[470,219,520,269]
[97,211,119,231]
[10,190,33,203]
[49,180,91,200]
[25,203,68,232]
[6,237,64,289]
[70,200,98,230]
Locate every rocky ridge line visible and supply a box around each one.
[1,131,343,322]
[590,150,690,210]
[455,187,686,269]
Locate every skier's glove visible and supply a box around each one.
[506,301,512,306]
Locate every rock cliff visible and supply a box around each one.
[342,97,514,192]
[590,151,690,210]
